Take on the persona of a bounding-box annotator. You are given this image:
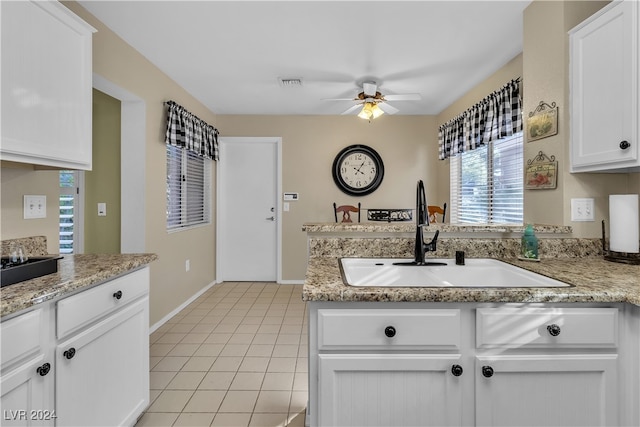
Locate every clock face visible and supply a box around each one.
[332,145,384,196]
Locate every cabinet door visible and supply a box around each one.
[318,354,464,427]
[475,354,618,426]
[570,0,638,172]
[0,355,52,427]
[0,1,94,170]
[55,297,149,427]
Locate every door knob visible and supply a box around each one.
[619,140,630,150]
[64,348,76,360]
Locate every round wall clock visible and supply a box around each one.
[332,144,384,196]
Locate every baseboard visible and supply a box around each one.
[278,279,305,285]
[149,280,218,334]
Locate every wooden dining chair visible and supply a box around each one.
[427,203,447,223]
[334,202,361,223]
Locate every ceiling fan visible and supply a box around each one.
[324,81,421,120]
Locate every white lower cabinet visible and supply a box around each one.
[0,267,150,427]
[0,307,53,427]
[309,302,634,427]
[0,354,52,427]
[55,297,149,427]
[474,306,619,426]
[318,354,463,427]
[475,354,618,427]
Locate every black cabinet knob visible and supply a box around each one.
[384,326,396,338]
[547,324,561,337]
[113,290,123,300]
[620,140,630,150]
[451,364,463,377]
[482,366,494,378]
[36,362,51,376]
[64,348,76,360]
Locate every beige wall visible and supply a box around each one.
[84,89,121,253]
[0,164,60,254]
[63,1,218,325]
[216,115,439,280]
[523,0,639,238]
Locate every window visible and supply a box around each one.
[449,132,523,224]
[59,170,83,253]
[166,145,211,230]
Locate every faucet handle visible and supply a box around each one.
[425,230,439,252]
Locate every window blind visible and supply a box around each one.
[167,145,211,230]
[450,132,523,224]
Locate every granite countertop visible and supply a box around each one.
[302,223,573,235]
[303,256,640,306]
[1,253,158,318]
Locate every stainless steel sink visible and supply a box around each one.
[339,258,571,288]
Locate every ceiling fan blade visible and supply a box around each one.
[377,102,399,115]
[363,82,377,97]
[322,97,358,101]
[384,93,422,101]
[341,104,363,115]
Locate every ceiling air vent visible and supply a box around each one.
[278,78,303,87]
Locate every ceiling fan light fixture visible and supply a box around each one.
[371,103,384,119]
[358,102,373,120]
[358,102,384,121]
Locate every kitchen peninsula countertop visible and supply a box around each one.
[303,256,640,306]
[1,253,157,318]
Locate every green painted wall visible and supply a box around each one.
[84,89,121,253]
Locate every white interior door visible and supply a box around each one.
[218,137,280,282]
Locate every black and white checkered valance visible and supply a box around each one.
[165,100,219,161]
[438,79,522,160]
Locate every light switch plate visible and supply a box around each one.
[571,198,595,221]
[24,195,46,219]
[98,203,107,216]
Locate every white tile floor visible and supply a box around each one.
[136,282,308,427]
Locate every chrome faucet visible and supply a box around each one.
[414,180,439,265]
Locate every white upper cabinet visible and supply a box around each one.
[1,0,96,170]
[569,0,639,172]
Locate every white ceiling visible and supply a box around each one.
[78,0,531,116]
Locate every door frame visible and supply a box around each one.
[92,74,146,253]
[216,137,282,284]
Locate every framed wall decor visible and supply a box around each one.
[527,101,558,142]
[525,151,558,190]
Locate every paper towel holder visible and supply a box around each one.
[602,220,640,264]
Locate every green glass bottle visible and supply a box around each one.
[521,224,539,259]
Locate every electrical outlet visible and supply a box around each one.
[571,198,595,221]
[24,195,46,219]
